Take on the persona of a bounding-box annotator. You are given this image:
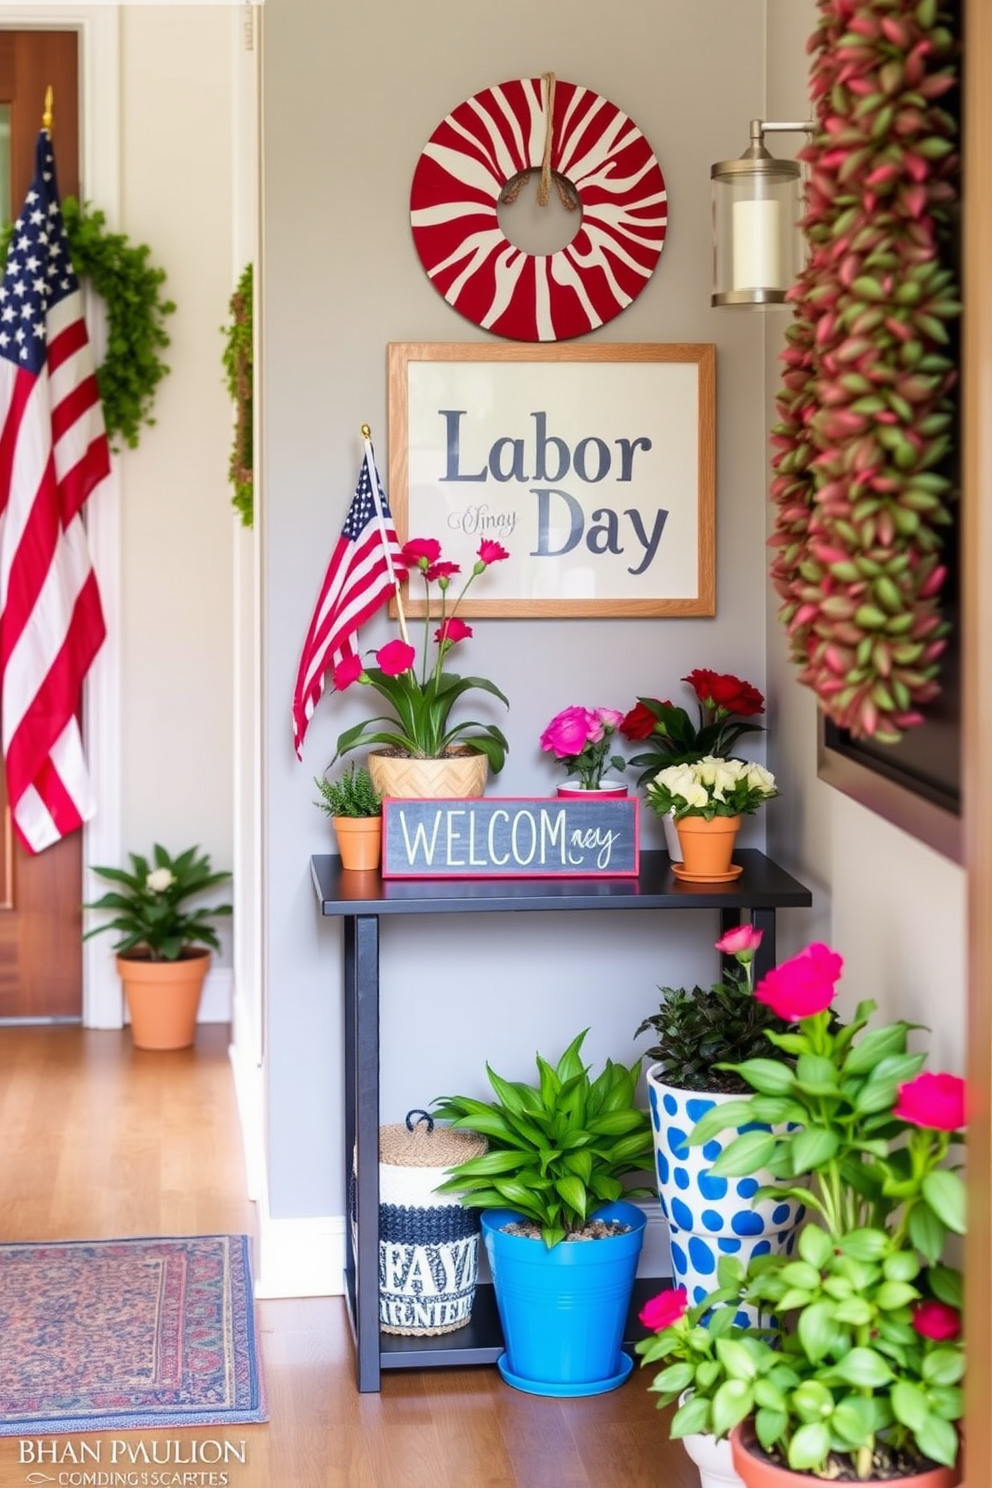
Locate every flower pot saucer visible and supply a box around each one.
[496,1349,634,1397]
[671,863,743,884]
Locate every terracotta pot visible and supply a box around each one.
[676,814,741,877]
[333,815,382,870]
[367,748,488,800]
[729,1424,961,1488]
[116,950,210,1051]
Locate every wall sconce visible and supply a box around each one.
[711,118,814,307]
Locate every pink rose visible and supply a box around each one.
[716,925,763,956]
[402,537,442,568]
[332,653,364,691]
[894,1073,966,1132]
[597,708,625,732]
[540,706,599,759]
[477,540,510,565]
[754,942,843,1021]
[912,1300,961,1341]
[435,617,473,646]
[376,639,416,676]
[639,1286,689,1332]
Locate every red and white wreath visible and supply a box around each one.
[410,75,667,343]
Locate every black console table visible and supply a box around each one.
[311,848,812,1392]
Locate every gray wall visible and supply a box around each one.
[262,0,802,1218]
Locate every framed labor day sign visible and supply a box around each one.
[386,342,716,619]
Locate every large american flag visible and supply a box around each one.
[0,130,110,853]
[292,439,404,759]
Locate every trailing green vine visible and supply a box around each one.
[769,0,960,743]
[1,197,176,451]
[221,262,253,528]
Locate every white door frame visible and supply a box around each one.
[0,5,124,1027]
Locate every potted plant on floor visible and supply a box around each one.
[432,1029,655,1397]
[314,761,382,869]
[331,536,511,799]
[636,941,966,1486]
[83,845,233,1050]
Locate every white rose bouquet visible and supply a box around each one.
[645,754,778,821]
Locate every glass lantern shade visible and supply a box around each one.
[711,155,803,307]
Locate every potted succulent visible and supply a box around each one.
[636,941,966,1487]
[645,757,778,881]
[539,705,628,795]
[83,845,232,1050]
[314,760,382,870]
[620,670,765,859]
[432,1029,655,1397]
[331,536,510,799]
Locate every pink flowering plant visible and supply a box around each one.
[331,538,510,772]
[636,941,965,1481]
[540,706,627,790]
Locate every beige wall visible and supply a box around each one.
[117,6,235,903]
[763,0,967,1056]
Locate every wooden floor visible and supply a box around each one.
[0,1025,696,1488]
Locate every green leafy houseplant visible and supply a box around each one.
[1,198,176,451]
[432,1029,655,1248]
[313,761,381,818]
[636,940,966,1482]
[83,845,232,962]
[636,925,787,1095]
[332,537,510,773]
[620,670,766,787]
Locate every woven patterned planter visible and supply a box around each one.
[367,749,488,800]
[369,1111,487,1336]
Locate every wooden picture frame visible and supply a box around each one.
[386,342,716,618]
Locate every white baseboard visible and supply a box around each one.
[228,1007,264,1204]
[254,1210,346,1298]
[633,1196,673,1279]
[198,965,233,1023]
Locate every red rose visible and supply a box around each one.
[639,1286,689,1332]
[683,669,765,718]
[332,653,364,691]
[402,537,442,568]
[477,540,510,565]
[894,1073,966,1132]
[912,1300,961,1341]
[754,942,843,1021]
[376,639,416,676]
[435,617,473,646]
[620,701,659,740]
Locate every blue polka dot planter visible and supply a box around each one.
[646,1066,805,1308]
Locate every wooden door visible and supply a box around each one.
[0,30,83,1021]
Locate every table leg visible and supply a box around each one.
[718,907,777,984]
[348,913,382,1392]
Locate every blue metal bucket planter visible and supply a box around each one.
[481,1199,646,1397]
[646,1067,805,1317]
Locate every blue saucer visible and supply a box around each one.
[496,1349,634,1397]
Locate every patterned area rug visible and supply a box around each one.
[0,1234,267,1434]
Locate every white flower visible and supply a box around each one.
[146,868,176,893]
[744,761,777,797]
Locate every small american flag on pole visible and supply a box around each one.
[292,436,404,759]
[0,128,110,854]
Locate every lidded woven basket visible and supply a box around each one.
[375,1110,487,1336]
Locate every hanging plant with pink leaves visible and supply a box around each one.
[769,0,960,742]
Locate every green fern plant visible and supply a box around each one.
[221,262,253,527]
[313,762,381,818]
[432,1029,654,1248]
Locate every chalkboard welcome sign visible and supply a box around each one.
[382,797,639,879]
